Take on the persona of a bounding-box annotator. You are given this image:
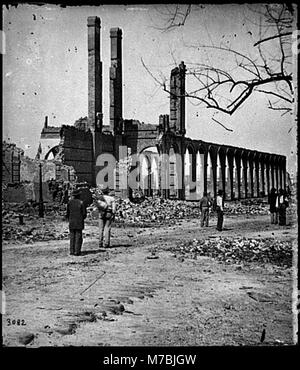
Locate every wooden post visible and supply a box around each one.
[39,162,44,217]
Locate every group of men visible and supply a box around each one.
[66,187,116,256]
[199,190,224,231]
[65,184,289,256]
[268,187,289,226]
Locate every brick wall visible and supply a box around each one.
[60,125,94,184]
[2,142,23,184]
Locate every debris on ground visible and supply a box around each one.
[18,332,35,345]
[169,237,293,267]
[2,202,69,244]
[87,196,273,226]
[224,199,269,216]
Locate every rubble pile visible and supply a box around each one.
[88,196,200,226]
[2,220,69,244]
[2,202,69,244]
[170,237,293,267]
[224,199,269,216]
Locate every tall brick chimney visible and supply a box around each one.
[170,61,186,136]
[87,16,102,132]
[110,28,123,134]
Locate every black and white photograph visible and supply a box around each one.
[2,2,298,354]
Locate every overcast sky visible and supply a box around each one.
[3,4,297,175]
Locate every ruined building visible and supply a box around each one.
[39,16,286,200]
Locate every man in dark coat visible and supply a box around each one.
[268,188,278,224]
[216,189,224,231]
[199,191,212,227]
[276,188,289,226]
[66,188,87,256]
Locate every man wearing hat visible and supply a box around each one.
[216,189,224,231]
[66,188,87,256]
[96,187,116,248]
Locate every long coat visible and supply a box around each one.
[66,198,87,230]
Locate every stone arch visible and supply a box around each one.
[184,144,195,200]
[232,153,239,199]
[269,157,275,190]
[225,154,231,200]
[168,143,181,199]
[274,157,280,191]
[216,148,224,195]
[264,156,271,194]
[139,146,159,196]
[252,153,259,197]
[278,158,284,189]
[45,145,60,160]
[258,154,265,197]
[195,143,205,200]
[240,152,247,198]
[247,153,254,198]
[206,147,214,196]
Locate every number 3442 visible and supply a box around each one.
[7,319,26,326]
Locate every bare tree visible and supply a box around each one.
[146,3,296,117]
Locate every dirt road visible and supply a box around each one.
[2,213,296,346]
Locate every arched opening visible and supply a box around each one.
[240,159,245,198]
[247,160,253,198]
[184,147,193,200]
[259,161,264,197]
[274,164,279,191]
[207,151,214,196]
[216,154,222,193]
[279,166,284,189]
[225,155,231,200]
[140,154,151,196]
[270,163,275,189]
[233,157,238,199]
[196,150,205,200]
[169,145,179,198]
[253,161,259,197]
[45,145,59,160]
[264,163,270,194]
[139,146,159,197]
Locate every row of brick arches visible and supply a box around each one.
[136,135,286,201]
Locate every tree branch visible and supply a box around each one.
[253,31,292,46]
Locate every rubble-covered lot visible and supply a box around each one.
[2,197,297,346]
[170,237,293,267]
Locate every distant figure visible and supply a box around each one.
[52,181,58,202]
[66,188,87,256]
[57,182,63,204]
[216,189,224,231]
[48,178,55,192]
[61,183,70,205]
[199,191,212,227]
[96,188,116,248]
[207,192,213,215]
[268,188,278,224]
[276,188,289,226]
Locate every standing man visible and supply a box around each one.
[268,188,278,224]
[199,191,211,227]
[216,189,224,231]
[276,188,289,226]
[97,188,116,248]
[66,188,87,256]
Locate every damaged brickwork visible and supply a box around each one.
[36,16,286,200]
[2,141,76,203]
